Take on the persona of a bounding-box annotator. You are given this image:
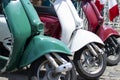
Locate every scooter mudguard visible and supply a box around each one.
[97,25,120,42]
[20,35,71,67]
[70,29,104,53]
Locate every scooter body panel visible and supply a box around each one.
[2,0,31,71]
[97,25,120,41]
[21,0,44,35]
[53,0,83,45]
[20,35,71,67]
[53,0,103,53]
[69,29,104,52]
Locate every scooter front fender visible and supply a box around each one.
[70,29,104,52]
[20,35,71,67]
[97,25,120,41]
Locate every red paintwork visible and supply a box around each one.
[96,25,119,41]
[82,1,99,33]
[39,14,61,39]
[81,0,120,41]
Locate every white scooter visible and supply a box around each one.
[33,0,107,79]
[51,0,106,79]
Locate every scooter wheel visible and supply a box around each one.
[73,45,106,80]
[105,37,120,66]
[29,56,77,80]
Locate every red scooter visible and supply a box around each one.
[80,0,120,66]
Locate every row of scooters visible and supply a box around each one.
[36,0,120,79]
[0,0,120,80]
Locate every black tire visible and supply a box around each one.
[73,44,106,80]
[29,56,77,80]
[105,37,120,66]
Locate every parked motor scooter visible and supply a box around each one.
[34,0,107,79]
[78,0,120,66]
[0,0,77,80]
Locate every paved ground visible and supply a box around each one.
[0,62,120,80]
[99,62,120,80]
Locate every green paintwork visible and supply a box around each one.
[1,0,71,72]
[21,0,44,35]
[20,35,71,67]
[2,0,31,71]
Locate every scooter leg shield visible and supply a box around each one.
[20,35,72,67]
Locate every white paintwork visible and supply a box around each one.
[0,15,12,51]
[53,0,75,45]
[53,0,83,45]
[53,0,104,52]
[69,29,104,52]
[0,15,11,42]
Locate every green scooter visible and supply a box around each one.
[0,0,76,80]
